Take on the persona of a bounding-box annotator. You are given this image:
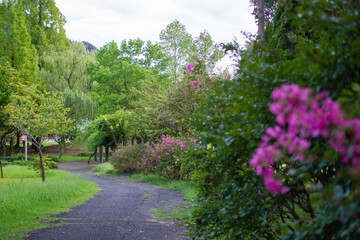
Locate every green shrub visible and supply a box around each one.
[9,153,25,161]
[33,156,58,171]
[47,161,59,169]
[185,1,360,239]
[111,144,146,173]
[2,160,33,167]
[46,154,59,162]
[77,152,91,157]
[11,160,33,167]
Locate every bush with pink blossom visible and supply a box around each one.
[141,135,197,180]
[250,83,360,194]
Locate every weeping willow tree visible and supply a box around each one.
[39,42,97,156]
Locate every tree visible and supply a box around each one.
[19,0,70,62]
[159,19,193,82]
[4,75,73,181]
[191,30,224,71]
[0,0,38,81]
[160,20,224,81]
[38,42,97,156]
[87,41,153,114]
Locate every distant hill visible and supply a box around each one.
[82,41,98,52]
[69,39,98,52]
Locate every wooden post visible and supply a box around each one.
[25,135,27,161]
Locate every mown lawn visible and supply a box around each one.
[0,165,99,240]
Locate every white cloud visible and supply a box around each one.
[56,0,257,49]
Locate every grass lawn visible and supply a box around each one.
[59,155,89,162]
[0,165,100,240]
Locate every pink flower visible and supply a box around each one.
[186,62,195,73]
[191,81,199,90]
[170,222,176,226]
[249,83,360,194]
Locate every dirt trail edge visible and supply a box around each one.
[25,161,188,240]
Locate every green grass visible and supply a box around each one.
[92,162,115,174]
[126,173,196,201]
[59,155,89,162]
[142,194,151,200]
[0,165,100,240]
[41,141,60,147]
[152,206,192,221]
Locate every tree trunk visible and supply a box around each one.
[15,132,21,148]
[99,145,103,163]
[105,146,109,162]
[38,147,46,182]
[94,148,97,162]
[9,137,14,156]
[258,0,265,38]
[59,135,66,157]
[88,150,96,164]
[0,160,3,178]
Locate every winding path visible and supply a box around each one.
[25,161,187,240]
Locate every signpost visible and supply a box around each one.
[25,135,27,161]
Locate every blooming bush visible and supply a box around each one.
[250,84,360,194]
[111,144,146,173]
[141,135,197,179]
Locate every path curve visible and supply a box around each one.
[25,161,187,240]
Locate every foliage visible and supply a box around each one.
[33,156,58,171]
[185,0,360,239]
[87,41,154,114]
[7,153,34,162]
[20,0,70,58]
[0,0,38,82]
[3,160,33,167]
[136,57,219,140]
[4,67,73,181]
[111,144,146,173]
[39,42,97,122]
[78,111,132,150]
[141,136,196,180]
[159,19,193,82]
[159,19,224,82]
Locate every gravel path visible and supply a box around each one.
[25,161,188,240]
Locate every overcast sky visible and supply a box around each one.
[56,0,257,47]
[55,0,258,70]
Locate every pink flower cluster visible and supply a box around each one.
[249,84,360,194]
[186,57,204,74]
[142,135,196,174]
[191,81,199,90]
[186,62,195,73]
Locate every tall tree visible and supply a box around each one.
[159,19,193,82]
[191,30,224,71]
[87,41,153,115]
[39,42,97,156]
[118,38,171,83]
[0,0,38,81]
[19,0,70,63]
